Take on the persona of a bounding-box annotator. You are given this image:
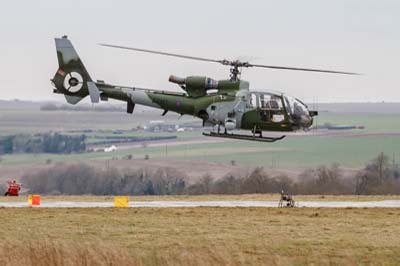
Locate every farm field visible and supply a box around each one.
[1,127,399,169]
[1,102,400,176]
[0,206,399,265]
[0,109,198,135]
[2,107,400,134]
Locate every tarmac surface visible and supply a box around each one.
[1,200,400,208]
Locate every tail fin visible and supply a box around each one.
[51,36,99,104]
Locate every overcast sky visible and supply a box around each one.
[1,0,399,103]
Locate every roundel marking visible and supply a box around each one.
[63,72,83,93]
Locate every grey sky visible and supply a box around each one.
[1,0,399,103]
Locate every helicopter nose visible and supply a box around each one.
[299,115,313,129]
[291,115,312,130]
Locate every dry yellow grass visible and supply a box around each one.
[0,241,135,266]
[0,207,399,265]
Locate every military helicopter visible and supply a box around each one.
[51,36,358,142]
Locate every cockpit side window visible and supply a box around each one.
[248,93,258,108]
[256,93,286,123]
[285,97,292,114]
[260,94,282,110]
[285,96,309,117]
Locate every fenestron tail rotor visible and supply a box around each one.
[63,72,84,93]
[99,43,361,81]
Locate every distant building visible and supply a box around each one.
[144,121,179,132]
[104,145,117,152]
[143,121,202,133]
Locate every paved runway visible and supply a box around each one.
[1,200,400,208]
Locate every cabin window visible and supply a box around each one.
[250,93,258,108]
[257,93,285,123]
[259,94,282,110]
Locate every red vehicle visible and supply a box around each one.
[5,180,21,196]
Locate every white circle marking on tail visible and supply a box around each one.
[63,72,83,93]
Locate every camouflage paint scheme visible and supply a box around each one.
[51,37,316,135]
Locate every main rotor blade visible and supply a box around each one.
[248,63,360,75]
[100,43,360,75]
[99,43,223,64]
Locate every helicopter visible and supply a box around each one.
[51,36,358,142]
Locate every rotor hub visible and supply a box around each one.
[229,65,241,81]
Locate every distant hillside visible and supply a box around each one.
[0,100,43,110]
[40,103,126,112]
[0,99,152,112]
[313,103,400,114]
[1,99,400,114]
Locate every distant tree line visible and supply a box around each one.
[0,133,86,155]
[21,153,400,195]
[88,135,177,146]
[22,164,185,195]
[40,103,125,112]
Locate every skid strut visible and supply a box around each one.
[202,131,286,143]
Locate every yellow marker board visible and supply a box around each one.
[28,195,32,205]
[114,196,129,208]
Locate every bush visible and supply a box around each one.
[22,163,186,196]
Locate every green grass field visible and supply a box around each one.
[1,132,399,169]
[317,112,400,132]
[1,110,400,170]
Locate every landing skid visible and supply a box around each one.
[202,132,286,143]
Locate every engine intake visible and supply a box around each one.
[169,75,218,98]
[169,75,186,85]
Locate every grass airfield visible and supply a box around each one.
[1,195,399,265]
[0,202,399,265]
[1,103,400,265]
